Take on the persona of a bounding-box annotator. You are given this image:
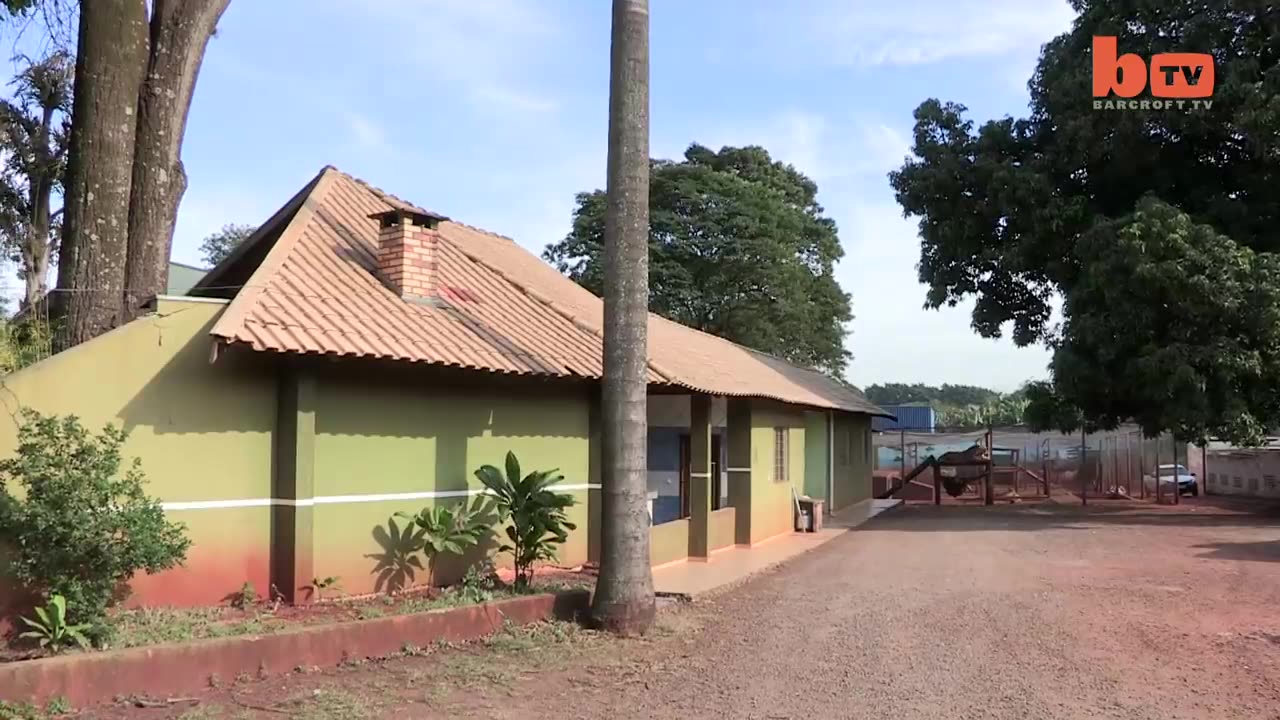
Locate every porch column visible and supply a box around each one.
[273,368,316,604]
[726,397,753,545]
[688,394,713,559]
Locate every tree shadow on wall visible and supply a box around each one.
[365,517,426,594]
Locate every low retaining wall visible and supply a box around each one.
[0,589,590,707]
[708,507,736,552]
[650,518,690,566]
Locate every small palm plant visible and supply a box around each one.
[397,496,493,588]
[475,451,577,590]
[20,594,92,652]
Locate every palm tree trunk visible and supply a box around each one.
[591,0,655,636]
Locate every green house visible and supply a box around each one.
[0,166,888,607]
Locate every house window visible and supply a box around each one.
[773,428,789,483]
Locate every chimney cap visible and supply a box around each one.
[369,205,449,229]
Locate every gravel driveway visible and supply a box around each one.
[105,499,1280,719]
[456,500,1280,720]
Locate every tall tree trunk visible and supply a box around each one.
[123,0,229,318]
[21,102,56,310]
[21,222,50,309]
[53,0,148,350]
[591,0,655,636]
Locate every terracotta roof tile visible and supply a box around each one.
[210,167,887,415]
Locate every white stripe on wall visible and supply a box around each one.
[161,484,602,511]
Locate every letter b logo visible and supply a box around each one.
[1092,36,1146,97]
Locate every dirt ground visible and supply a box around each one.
[86,497,1280,720]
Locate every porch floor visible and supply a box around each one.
[652,498,901,598]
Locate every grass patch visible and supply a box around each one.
[108,607,286,649]
[35,580,591,655]
[0,697,72,720]
[407,620,603,702]
[274,689,381,720]
[174,707,228,720]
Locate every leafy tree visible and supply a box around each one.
[0,52,71,309]
[1035,199,1280,445]
[0,410,191,634]
[198,222,254,267]
[890,0,1280,444]
[865,383,1002,408]
[0,318,52,372]
[546,143,853,375]
[865,383,1026,428]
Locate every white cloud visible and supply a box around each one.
[171,186,281,269]
[658,107,1051,390]
[691,110,911,184]
[343,111,388,152]
[469,85,559,114]
[835,199,1053,390]
[764,0,1075,67]
[347,0,566,115]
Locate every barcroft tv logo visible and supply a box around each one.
[1091,36,1214,111]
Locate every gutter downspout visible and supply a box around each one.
[827,410,835,515]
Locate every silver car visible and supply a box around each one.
[1144,464,1199,496]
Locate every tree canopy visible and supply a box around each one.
[0,52,71,309]
[865,382,1029,429]
[545,143,853,375]
[198,222,254,267]
[865,383,1001,408]
[889,0,1280,444]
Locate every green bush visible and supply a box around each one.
[18,594,91,652]
[396,496,493,587]
[0,410,191,632]
[474,451,576,590]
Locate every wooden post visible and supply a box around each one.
[1125,433,1132,495]
[1111,436,1119,493]
[1139,434,1146,499]
[1014,445,1021,496]
[985,427,994,506]
[1080,428,1087,506]
[933,460,941,506]
[1042,439,1050,497]
[1201,443,1208,496]
[900,429,906,480]
[1173,438,1181,505]
[1155,435,1162,504]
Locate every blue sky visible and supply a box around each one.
[5,0,1077,391]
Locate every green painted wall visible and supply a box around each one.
[310,373,593,594]
[749,400,805,543]
[0,299,277,606]
[649,519,690,566]
[708,507,736,552]
[129,506,272,607]
[803,411,829,500]
[832,413,874,511]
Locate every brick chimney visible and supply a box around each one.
[371,208,448,304]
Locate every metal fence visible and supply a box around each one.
[873,424,1190,505]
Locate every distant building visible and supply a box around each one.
[11,260,207,319]
[872,404,936,433]
[165,261,208,295]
